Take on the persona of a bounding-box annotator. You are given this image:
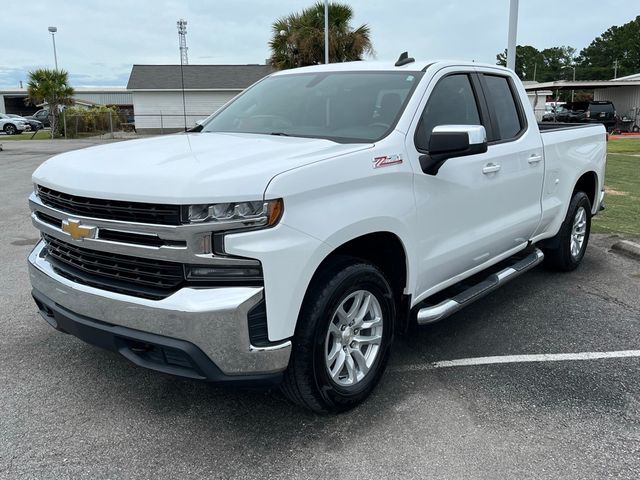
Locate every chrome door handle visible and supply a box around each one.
[528,154,543,164]
[482,163,501,174]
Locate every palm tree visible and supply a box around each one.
[269,2,374,69]
[27,69,74,138]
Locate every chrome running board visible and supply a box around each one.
[416,248,544,325]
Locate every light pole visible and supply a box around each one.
[324,0,329,64]
[563,65,576,102]
[48,26,58,70]
[506,0,519,71]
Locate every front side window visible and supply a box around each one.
[201,71,423,143]
[415,74,481,150]
[483,75,523,140]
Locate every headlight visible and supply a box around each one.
[183,199,283,229]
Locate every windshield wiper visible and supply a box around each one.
[269,132,291,136]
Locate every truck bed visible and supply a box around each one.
[538,122,601,133]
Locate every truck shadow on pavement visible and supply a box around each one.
[24,246,639,472]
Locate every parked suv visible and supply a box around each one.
[543,100,616,130]
[25,109,51,128]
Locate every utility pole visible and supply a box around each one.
[506,0,519,71]
[324,0,329,64]
[613,59,619,79]
[533,63,537,81]
[48,26,58,70]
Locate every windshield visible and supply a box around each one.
[201,71,424,143]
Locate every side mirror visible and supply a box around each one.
[419,125,487,175]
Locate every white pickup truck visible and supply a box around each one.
[28,58,606,413]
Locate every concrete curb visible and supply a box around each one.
[611,240,640,260]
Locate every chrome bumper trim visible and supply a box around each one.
[28,241,291,375]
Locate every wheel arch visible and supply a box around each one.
[305,231,412,333]
[573,170,598,212]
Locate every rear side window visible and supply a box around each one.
[416,74,481,150]
[483,75,523,141]
[590,103,614,114]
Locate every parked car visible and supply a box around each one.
[0,113,30,135]
[544,102,565,113]
[25,109,51,128]
[7,114,43,131]
[542,100,617,130]
[542,104,572,122]
[28,59,606,413]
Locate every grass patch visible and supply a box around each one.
[0,130,52,141]
[607,138,640,154]
[592,140,640,235]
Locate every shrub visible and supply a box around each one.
[61,105,121,138]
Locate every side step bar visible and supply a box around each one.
[416,248,544,325]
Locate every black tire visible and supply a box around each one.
[633,124,640,133]
[4,124,17,135]
[281,256,395,414]
[540,191,592,271]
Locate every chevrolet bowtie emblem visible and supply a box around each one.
[61,219,97,241]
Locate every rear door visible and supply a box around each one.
[474,70,545,253]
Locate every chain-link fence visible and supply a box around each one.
[61,112,209,140]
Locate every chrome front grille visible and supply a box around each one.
[37,185,182,225]
[43,233,185,299]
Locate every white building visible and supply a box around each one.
[0,87,132,115]
[522,82,553,121]
[126,64,274,134]
[593,73,640,123]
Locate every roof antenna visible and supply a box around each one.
[395,51,415,67]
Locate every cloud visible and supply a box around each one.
[0,0,636,88]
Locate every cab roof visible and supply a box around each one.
[272,60,511,75]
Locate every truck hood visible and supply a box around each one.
[33,132,371,203]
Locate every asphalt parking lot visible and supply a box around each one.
[1,140,639,479]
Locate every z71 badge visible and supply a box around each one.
[373,154,403,168]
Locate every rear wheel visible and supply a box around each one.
[281,257,395,413]
[540,191,592,271]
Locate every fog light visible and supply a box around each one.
[185,264,263,285]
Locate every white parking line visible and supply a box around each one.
[391,350,640,372]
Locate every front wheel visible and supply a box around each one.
[540,191,592,271]
[281,257,395,413]
[4,124,17,135]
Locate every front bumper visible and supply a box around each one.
[28,241,291,381]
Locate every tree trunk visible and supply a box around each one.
[49,105,56,139]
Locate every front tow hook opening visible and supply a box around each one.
[33,295,61,330]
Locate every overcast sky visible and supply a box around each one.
[0,1,636,88]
